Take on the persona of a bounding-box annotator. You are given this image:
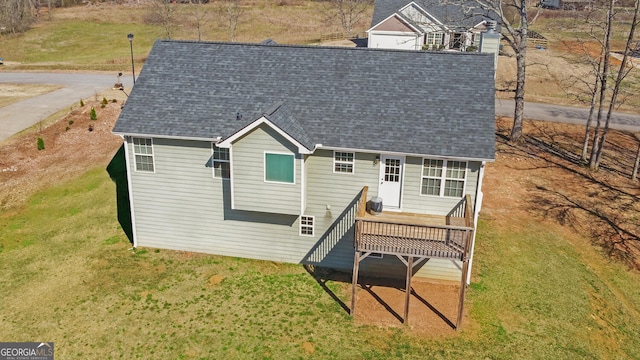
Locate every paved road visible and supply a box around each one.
[0,72,133,142]
[496,98,640,132]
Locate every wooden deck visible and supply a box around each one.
[351,186,475,328]
[354,192,474,262]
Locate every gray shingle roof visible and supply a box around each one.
[113,40,495,160]
[370,0,500,31]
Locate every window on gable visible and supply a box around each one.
[265,153,294,183]
[333,151,354,173]
[132,137,154,172]
[421,159,466,197]
[212,146,230,179]
[300,215,314,236]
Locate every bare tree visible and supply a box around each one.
[190,0,209,41]
[462,0,542,142]
[591,0,639,170]
[146,0,177,39]
[0,0,34,34]
[324,0,371,34]
[225,0,243,42]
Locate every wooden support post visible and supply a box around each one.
[456,258,470,330]
[403,256,413,324]
[351,250,361,316]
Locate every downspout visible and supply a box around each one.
[467,161,486,284]
[122,135,139,249]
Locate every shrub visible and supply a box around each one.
[90,107,97,120]
[112,99,118,103]
[80,99,85,107]
[102,97,108,105]
[68,120,74,126]
[466,45,478,52]
[101,103,106,108]
[37,137,45,151]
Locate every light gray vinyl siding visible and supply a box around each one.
[231,124,301,215]
[301,150,380,270]
[127,139,477,282]
[127,137,311,263]
[401,157,480,214]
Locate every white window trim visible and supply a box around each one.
[299,215,314,236]
[264,151,296,185]
[333,151,355,174]
[426,32,444,45]
[211,143,230,180]
[420,158,467,198]
[132,137,155,173]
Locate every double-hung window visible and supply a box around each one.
[265,152,295,183]
[333,151,354,173]
[212,146,230,179]
[132,137,154,172]
[421,159,467,197]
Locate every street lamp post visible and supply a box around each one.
[128,33,135,85]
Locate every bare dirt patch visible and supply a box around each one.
[0,91,124,210]
[485,117,640,269]
[352,278,464,338]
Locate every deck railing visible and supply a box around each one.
[356,186,368,218]
[354,188,474,261]
[446,194,473,228]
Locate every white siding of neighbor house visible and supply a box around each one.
[368,31,422,50]
[232,124,301,215]
[126,135,481,282]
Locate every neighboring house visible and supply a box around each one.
[112,40,495,286]
[368,0,500,55]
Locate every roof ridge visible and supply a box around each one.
[155,39,490,57]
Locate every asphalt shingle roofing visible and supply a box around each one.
[112,40,495,160]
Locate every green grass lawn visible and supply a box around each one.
[1,166,639,358]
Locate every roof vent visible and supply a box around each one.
[236,112,242,121]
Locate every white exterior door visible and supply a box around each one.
[378,155,404,209]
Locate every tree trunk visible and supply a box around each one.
[589,5,614,170]
[510,15,528,142]
[632,141,640,180]
[594,0,639,169]
[580,68,600,163]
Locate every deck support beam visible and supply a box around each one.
[403,256,413,324]
[351,250,361,316]
[456,258,469,330]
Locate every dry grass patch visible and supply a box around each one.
[0,83,62,108]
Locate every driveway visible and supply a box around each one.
[0,72,133,142]
[496,98,640,132]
